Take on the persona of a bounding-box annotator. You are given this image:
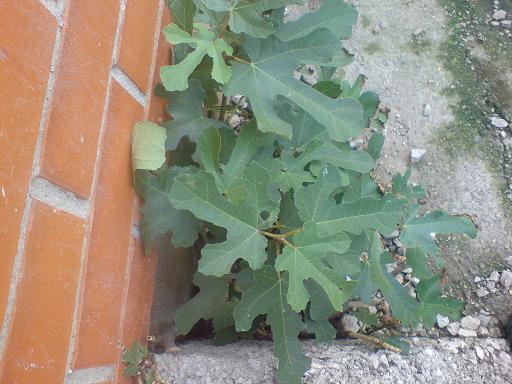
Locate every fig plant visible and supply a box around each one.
[131,1,477,383]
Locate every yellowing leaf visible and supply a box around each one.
[132,122,166,171]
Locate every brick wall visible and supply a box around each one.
[0,1,171,382]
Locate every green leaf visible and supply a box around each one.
[169,164,280,276]
[392,168,425,200]
[122,342,148,377]
[175,273,232,335]
[196,0,292,37]
[354,307,379,326]
[279,191,303,232]
[166,0,197,33]
[224,31,365,141]
[135,168,201,254]
[132,122,166,170]
[233,266,311,384]
[312,81,342,98]
[161,80,226,150]
[275,225,352,311]
[341,171,381,203]
[416,275,464,328]
[295,167,402,238]
[405,247,432,280]
[304,280,337,343]
[161,23,233,91]
[367,132,384,160]
[196,126,236,176]
[325,232,368,277]
[400,206,477,256]
[275,0,358,41]
[367,231,420,326]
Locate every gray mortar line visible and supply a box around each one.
[0,4,69,361]
[143,0,166,119]
[29,177,90,219]
[63,365,115,384]
[111,65,147,106]
[65,0,128,372]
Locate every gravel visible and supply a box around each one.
[460,316,481,331]
[410,148,426,163]
[341,314,360,333]
[458,328,478,337]
[500,270,512,289]
[154,339,512,384]
[436,314,449,328]
[447,322,460,336]
[491,116,509,128]
[493,10,507,20]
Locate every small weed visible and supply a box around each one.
[361,15,372,28]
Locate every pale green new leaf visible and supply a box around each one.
[400,206,477,256]
[175,273,232,335]
[275,226,352,311]
[132,122,166,170]
[367,231,420,326]
[135,168,201,254]
[170,164,280,276]
[224,31,365,141]
[161,80,226,150]
[233,266,311,384]
[161,24,233,91]
[276,0,357,41]
[416,275,464,328]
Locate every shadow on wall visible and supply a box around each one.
[149,235,196,351]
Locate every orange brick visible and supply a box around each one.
[118,0,161,93]
[147,6,171,123]
[115,238,157,384]
[73,82,143,368]
[0,0,56,327]
[40,0,120,198]
[1,201,84,383]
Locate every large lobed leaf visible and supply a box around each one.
[169,163,280,276]
[233,265,311,384]
[223,30,365,141]
[135,168,202,254]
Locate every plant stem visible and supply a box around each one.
[228,55,251,65]
[346,331,401,353]
[260,230,295,249]
[219,94,227,122]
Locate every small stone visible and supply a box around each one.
[493,10,507,20]
[507,256,512,267]
[423,104,431,117]
[474,276,482,283]
[228,114,242,128]
[500,131,507,139]
[408,286,416,298]
[500,270,512,289]
[378,20,389,29]
[489,271,500,282]
[383,230,399,240]
[446,322,460,336]
[413,28,425,37]
[436,314,449,328]
[478,326,490,337]
[491,116,508,128]
[458,328,478,337]
[411,148,426,163]
[341,314,360,333]
[411,277,420,285]
[502,20,512,27]
[372,25,381,35]
[475,346,485,360]
[368,305,378,314]
[379,354,389,369]
[403,267,413,274]
[460,316,480,331]
[476,287,489,297]
[491,20,501,26]
[395,274,404,284]
[349,138,365,149]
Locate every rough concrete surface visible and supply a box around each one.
[155,338,512,384]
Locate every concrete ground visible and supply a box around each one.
[155,338,512,384]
